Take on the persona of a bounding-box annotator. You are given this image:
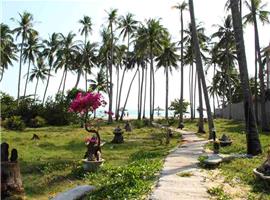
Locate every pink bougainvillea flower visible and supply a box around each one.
[69,92,106,114]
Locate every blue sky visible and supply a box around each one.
[1,0,270,112]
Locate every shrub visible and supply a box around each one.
[3,116,26,131]
[132,120,144,129]
[29,116,46,128]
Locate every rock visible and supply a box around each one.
[52,185,96,200]
[203,155,222,166]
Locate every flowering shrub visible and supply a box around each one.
[69,92,106,114]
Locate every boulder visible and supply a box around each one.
[52,185,95,200]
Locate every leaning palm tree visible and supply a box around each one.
[156,39,179,120]
[22,31,42,98]
[116,13,138,120]
[42,33,60,104]
[188,0,215,139]
[0,23,17,82]
[243,0,270,131]
[230,0,262,155]
[106,9,118,123]
[172,1,188,128]
[12,12,37,105]
[29,54,49,102]
[78,15,93,90]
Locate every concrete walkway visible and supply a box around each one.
[149,128,209,200]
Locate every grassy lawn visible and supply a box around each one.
[1,121,181,199]
[156,118,270,199]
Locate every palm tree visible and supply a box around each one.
[106,9,118,123]
[137,19,168,122]
[22,31,42,98]
[29,54,49,101]
[0,23,17,82]
[55,32,78,95]
[188,0,215,139]
[172,1,188,128]
[78,15,93,91]
[12,12,37,105]
[243,0,270,131]
[230,0,262,155]
[42,33,60,104]
[156,39,179,120]
[116,13,138,120]
[89,68,108,93]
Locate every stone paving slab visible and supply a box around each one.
[149,129,209,200]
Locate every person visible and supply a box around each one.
[127,112,129,117]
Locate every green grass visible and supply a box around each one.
[1,121,181,199]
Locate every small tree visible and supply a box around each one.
[169,99,189,117]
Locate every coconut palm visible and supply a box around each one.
[0,23,17,82]
[137,19,168,122]
[172,1,188,128]
[106,8,118,123]
[78,15,93,90]
[230,0,262,155]
[12,12,38,104]
[116,13,138,120]
[89,68,108,94]
[243,0,270,131]
[42,33,60,104]
[55,32,78,95]
[188,0,215,138]
[156,39,179,120]
[29,54,49,101]
[22,31,42,98]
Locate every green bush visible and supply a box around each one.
[3,116,26,131]
[29,116,46,128]
[132,120,144,129]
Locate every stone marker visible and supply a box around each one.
[52,185,96,200]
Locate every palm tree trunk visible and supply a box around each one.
[17,36,25,105]
[213,64,216,118]
[152,65,155,120]
[85,72,88,91]
[58,69,65,94]
[108,23,114,123]
[228,75,232,119]
[74,70,81,89]
[137,66,141,119]
[143,66,148,118]
[42,65,52,105]
[255,48,259,123]
[0,69,4,82]
[251,0,270,131]
[120,69,138,120]
[34,77,39,102]
[139,66,145,120]
[189,64,194,120]
[179,9,184,127]
[116,67,127,120]
[189,0,215,139]
[115,64,120,119]
[197,72,205,133]
[23,59,31,98]
[62,69,68,95]
[193,68,197,118]
[230,0,262,155]
[165,67,169,120]
[150,50,153,122]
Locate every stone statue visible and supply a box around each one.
[124,121,132,132]
[111,126,124,144]
[257,149,270,176]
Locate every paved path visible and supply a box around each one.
[149,128,209,200]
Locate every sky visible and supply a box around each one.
[1,0,270,114]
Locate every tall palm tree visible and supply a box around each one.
[106,9,118,123]
[0,23,17,82]
[12,12,37,105]
[55,32,78,95]
[22,31,42,98]
[188,0,215,139]
[172,1,188,128]
[156,39,179,120]
[137,19,168,122]
[230,0,262,155]
[89,68,108,94]
[29,54,49,101]
[116,13,138,120]
[78,15,93,90]
[42,33,60,104]
[243,0,270,131]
